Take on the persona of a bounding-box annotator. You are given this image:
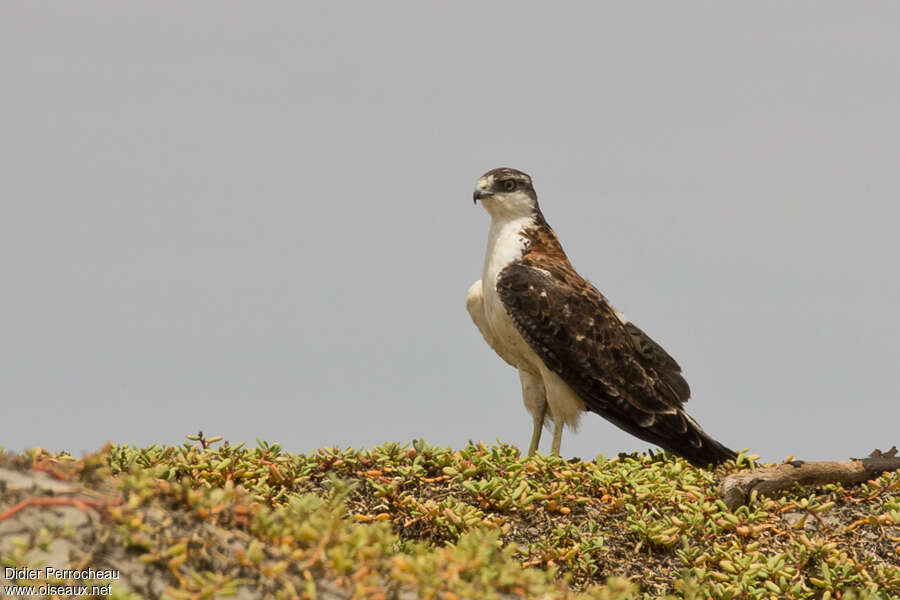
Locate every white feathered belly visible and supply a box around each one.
[479,215,585,428]
[481,285,542,371]
[483,277,586,428]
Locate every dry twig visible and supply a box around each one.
[720,447,900,510]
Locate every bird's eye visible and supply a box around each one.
[503,180,517,192]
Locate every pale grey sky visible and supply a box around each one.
[2,2,898,462]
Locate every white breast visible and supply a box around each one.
[475,213,586,429]
[480,216,545,372]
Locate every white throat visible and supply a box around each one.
[482,213,535,287]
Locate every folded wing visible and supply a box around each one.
[496,260,735,466]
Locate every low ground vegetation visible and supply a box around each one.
[0,435,897,598]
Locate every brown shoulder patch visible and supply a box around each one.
[520,212,575,272]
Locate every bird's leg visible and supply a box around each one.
[527,401,547,456]
[519,370,548,457]
[550,416,564,457]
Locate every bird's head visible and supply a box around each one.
[473,168,539,219]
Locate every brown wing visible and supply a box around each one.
[496,261,734,466]
[622,321,691,404]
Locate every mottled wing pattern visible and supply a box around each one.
[622,321,691,404]
[496,259,734,466]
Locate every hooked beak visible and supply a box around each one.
[473,188,488,204]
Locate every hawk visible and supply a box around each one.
[466,167,735,467]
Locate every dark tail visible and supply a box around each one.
[665,430,736,468]
[604,408,737,469]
